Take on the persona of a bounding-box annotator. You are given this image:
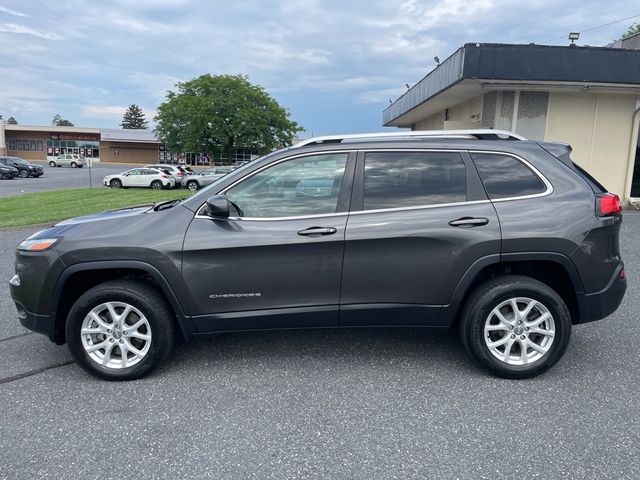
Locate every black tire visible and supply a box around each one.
[186,180,199,191]
[110,179,122,189]
[49,161,56,167]
[65,280,175,380]
[71,162,78,168]
[78,165,83,168]
[150,180,163,190]
[459,275,571,379]
[19,169,28,178]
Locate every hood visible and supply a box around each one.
[55,205,152,226]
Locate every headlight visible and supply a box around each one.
[17,238,60,252]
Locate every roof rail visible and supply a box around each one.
[293,129,527,148]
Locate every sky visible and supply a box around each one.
[0,0,638,136]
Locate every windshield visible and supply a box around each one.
[10,157,29,165]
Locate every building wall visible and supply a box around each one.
[446,96,483,127]
[5,130,48,161]
[414,111,445,130]
[99,141,159,164]
[545,92,638,197]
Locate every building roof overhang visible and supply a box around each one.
[5,124,101,134]
[384,43,640,128]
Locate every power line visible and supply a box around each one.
[540,13,640,44]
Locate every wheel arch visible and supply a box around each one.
[51,261,193,344]
[443,253,584,326]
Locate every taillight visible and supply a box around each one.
[161,175,169,179]
[597,193,622,216]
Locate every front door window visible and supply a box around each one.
[225,153,349,218]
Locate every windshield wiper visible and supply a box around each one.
[153,199,182,211]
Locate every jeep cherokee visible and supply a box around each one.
[9,130,626,380]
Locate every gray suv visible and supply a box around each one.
[9,130,626,380]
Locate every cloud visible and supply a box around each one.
[0,6,29,17]
[0,22,61,40]
[356,87,408,104]
[80,105,127,118]
[2,0,638,134]
[81,105,157,121]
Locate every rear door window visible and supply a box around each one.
[471,153,546,199]
[362,151,467,210]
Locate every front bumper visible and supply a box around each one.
[13,300,58,342]
[577,264,627,324]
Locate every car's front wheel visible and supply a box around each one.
[70,162,78,168]
[186,180,199,191]
[18,169,29,178]
[48,161,56,167]
[109,179,122,189]
[66,280,175,380]
[459,275,571,379]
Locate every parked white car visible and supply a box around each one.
[103,167,176,190]
[49,154,85,168]
[144,164,188,187]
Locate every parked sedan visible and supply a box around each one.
[0,156,44,178]
[49,154,85,168]
[0,164,19,179]
[183,167,226,191]
[103,168,176,190]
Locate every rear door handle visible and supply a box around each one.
[448,217,489,227]
[297,226,338,236]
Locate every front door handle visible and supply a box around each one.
[448,217,489,227]
[297,226,338,236]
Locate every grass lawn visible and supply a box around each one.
[0,188,192,228]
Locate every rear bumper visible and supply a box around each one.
[577,264,626,324]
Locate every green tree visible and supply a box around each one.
[623,22,640,38]
[6,116,17,124]
[155,74,302,160]
[120,104,148,129]
[52,114,74,126]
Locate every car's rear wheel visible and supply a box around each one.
[18,169,28,178]
[110,179,122,189]
[151,180,163,190]
[70,162,78,168]
[48,161,56,167]
[186,180,199,191]
[459,275,571,379]
[66,280,175,380]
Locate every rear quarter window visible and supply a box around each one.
[472,153,547,199]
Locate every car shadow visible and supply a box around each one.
[165,326,479,376]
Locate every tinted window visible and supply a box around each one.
[363,151,466,210]
[226,153,348,218]
[472,153,546,199]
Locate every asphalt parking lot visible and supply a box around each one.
[0,161,208,197]
[0,161,124,196]
[0,215,639,479]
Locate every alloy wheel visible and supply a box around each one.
[80,301,152,369]
[483,297,555,366]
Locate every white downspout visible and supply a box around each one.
[623,106,640,205]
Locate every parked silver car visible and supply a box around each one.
[49,154,85,168]
[183,167,226,191]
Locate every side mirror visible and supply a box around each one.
[205,194,230,219]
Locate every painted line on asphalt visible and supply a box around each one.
[0,360,74,385]
[0,332,33,343]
